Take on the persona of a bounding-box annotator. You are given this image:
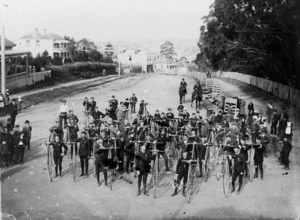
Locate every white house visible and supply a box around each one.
[117,48,159,73]
[16,28,70,59]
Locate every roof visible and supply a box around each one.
[39,33,65,40]
[20,32,65,41]
[0,50,31,58]
[20,33,42,40]
[0,36,17,49]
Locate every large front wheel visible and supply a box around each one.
[223,158,231,198]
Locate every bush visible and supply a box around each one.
[49,62,117,81]
[64,58,72,64]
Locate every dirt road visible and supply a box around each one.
[1,74,300,220]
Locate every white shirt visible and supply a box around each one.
[59,104,69,113]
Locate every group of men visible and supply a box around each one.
[0,120,32,168]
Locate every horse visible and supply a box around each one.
[191,89,203,110]
[179,85,187,104]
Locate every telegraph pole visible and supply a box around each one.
[1,4,7,94]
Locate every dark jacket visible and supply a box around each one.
[68,125,79,141]
[51,142,68,157]
[89,101,97,112]
[176,156,190,175]
[232,152,246,172]
[135,151,154,173]
[8,102,18,116]
[253,143,265,162]
[282,141,292,153]
[166,112,174,119]
[76,138,90,157]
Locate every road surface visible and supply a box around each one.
[1,74,300,220]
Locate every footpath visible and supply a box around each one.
[6,73,133,111]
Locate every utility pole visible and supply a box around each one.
[1,4,7,95]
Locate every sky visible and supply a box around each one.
[1,0,214,43]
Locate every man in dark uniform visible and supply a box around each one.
[271,109,279,135]
[135,145,154,196]
[83,97,90,112]
[76,131,90,177]
[171,151,190,197]
[108,95,118,120]
[50,136,68,178]
[188,131,204,177]
[124,133,136,174]
[280,136,292,170]
[130,93,138,113]
[155,130,171,171]
[166,108,174,119]
[8,98,18,127]
[231,145,246,194]
[94,138,110,186]
[239,138,251,177]
[67,110,79,124]
[253,136,265,180]
[89,97,97,114]
[154,110,161,119]
[67,119,79,158]
[92,107,105,128]
[180,79,187,95]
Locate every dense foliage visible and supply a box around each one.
[196,0,300,89]
[160,41,177,61]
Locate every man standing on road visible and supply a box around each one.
[180,79,187,95]
[8,98,18,127]
[22,120,32,150]
[50,136,68,178]
[130,93,138,114]
[271,110,280,135]
[135,145,154,196]
[253,136,265,180]
[155,130,171,172]
[76,131,90,177]
[280,136,292,170]
[231,145,246,194]
[171,151,190,197]
[59,100,69,126]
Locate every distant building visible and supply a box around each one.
[16,28,70,59]
[155,56,178,74]
[117,48,159,73]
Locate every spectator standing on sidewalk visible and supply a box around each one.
[271,110,280,135]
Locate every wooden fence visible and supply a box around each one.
[3,70,51,91]
[221,72,300,109]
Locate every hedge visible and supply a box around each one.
[49,62,117,81]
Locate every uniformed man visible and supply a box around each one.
[89,97,97,113]
[94,138,110,186]
[130,93,138,113]
[231,145,246,194]
[171,151,190,197]
[50,136,68,178]
[92,107,105,128]
[253,136,265,179]
[67,119,79,158]
[76,131,90,177]
[83,97,90,112]
[124,133,135,174]
[182,108,190,120]
[280,136,292,170]
[166,108,175,119]
[67,110,79,124]
[180,79,187,95]
[155,129,171,171]
[154,110,161,119]
[135,145,154,196]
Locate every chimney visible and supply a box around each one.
[34,28,38,39]
[44,28,47,35]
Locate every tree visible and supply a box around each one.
[159,41,177,61]
[64,36,77,60]
[104,42,114,57]
[199,0,300,88]
[77,38,97,51]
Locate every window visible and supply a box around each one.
[26,40,30,47]
[36,40,40,47]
